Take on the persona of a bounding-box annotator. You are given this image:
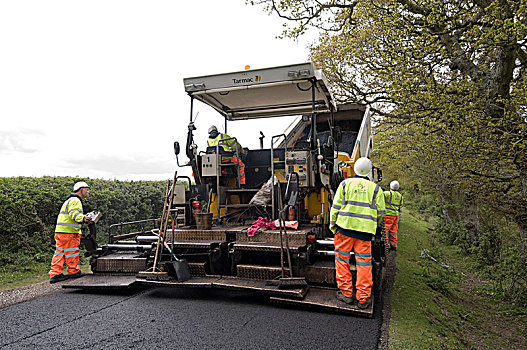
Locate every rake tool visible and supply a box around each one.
[275,177,307,289]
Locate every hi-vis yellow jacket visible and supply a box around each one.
[330,177,386,235]
[55,194,85,234]
[207,133,244,160]
[384,190,404,217]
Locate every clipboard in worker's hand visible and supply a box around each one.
[85,211,102,224]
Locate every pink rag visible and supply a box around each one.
[247,217,276,236]
[274,220,299,230]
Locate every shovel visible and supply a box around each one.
[151,229,191,282]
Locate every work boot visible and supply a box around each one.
[49,274,67,284]
[67,271,84,279]
[336,290,355,305]
[356,296,372,309]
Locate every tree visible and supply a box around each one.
[252,0,527,263]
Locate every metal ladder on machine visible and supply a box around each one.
[271,134,287,220]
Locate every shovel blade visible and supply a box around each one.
[167,259,192,282]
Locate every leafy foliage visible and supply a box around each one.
[252,0,527,303]
[0,177,167,266]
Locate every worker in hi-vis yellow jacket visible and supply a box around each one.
[330,157,385,309]
[384,180,404,250]
[207,125,246,185]
[49,181,92,283]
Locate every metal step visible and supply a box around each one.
[298,260,345,285]
[212,277,308,299]
[137,276,308,299]
[165,229,230,241]
[65,276,372,316]
[236,229,308,245]
[236,264,282,280]
[62,274,138,289]
[188,262,208,277]
[270,286,374,317]
[96,253,147,273]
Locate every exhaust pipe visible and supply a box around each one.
[105,244,153,252]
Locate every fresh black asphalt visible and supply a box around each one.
[0,287,383,349]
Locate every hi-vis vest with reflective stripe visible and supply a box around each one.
[55,195,85,234]
[330,178,386,235]
[207,133,242,160]
[384,190,403,217]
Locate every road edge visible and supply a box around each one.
[378,250,396,350]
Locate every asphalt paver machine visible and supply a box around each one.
[65,62,386,317]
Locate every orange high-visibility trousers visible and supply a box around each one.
[334,231,373,303]
[384,215,399,248]
[222,156,246,185]
[49,233,81,278]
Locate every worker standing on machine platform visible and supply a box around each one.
[330,157,386,309]
[384,180,404,250]
[207,125,246,185]
[49,181,92,283]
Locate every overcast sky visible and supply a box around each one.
[0,1,313,181]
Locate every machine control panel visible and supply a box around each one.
[201,154,218,177]
[173,185,187,204]
[285,150,313,187]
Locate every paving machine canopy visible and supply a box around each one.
[183,62,336,120]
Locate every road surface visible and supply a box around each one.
[0,287,383,349]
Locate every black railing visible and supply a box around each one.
[108,218,161,243]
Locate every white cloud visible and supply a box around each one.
[0,128,43,154]
[0,1,312,180]
[66,153,175,178]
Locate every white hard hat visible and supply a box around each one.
[73,181,90,192]
[354,157,372,177]
[390,180,400,190]
[208,125,218,134]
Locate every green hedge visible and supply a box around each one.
[0,176,167,265]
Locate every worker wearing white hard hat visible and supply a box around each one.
[353,157,373,177]
[49,181,92,283]
[73,181,90,192]
[330,157,385,309]
[384,180,404,250]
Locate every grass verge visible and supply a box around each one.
[0,255,91,292]
[389,209,527,349]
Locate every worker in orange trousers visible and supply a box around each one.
[383,180,404,250]
[49,182,92,283]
